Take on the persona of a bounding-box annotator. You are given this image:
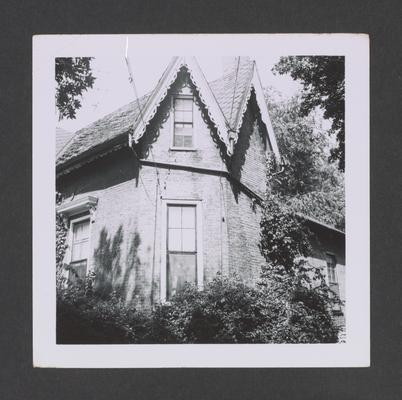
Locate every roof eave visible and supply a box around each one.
[56,132,128,176]
[298,212,345,235]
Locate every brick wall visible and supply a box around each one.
[57,75,273,308]
[223,179,266,285]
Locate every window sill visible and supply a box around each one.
[169,147,197,152]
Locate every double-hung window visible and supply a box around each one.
[326,253,338,285]
[69,218,90,283]
[173,96,193,148]
[326,253,341,302]
[166,205,197,299]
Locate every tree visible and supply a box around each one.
[273,56,345,171]
[258,157,341,343]
[55,57,96,120]
[265,89,345,230]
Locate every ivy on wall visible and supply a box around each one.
[258,156,342,342]
[56,192,68,284]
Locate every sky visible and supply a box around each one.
[57,50,302,133]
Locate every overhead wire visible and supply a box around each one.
[125,38,161,306]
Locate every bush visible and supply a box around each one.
[56,270,339,344]
[57,274,148,344]
[151,274,278,343]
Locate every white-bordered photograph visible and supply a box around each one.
[33,34,369,367]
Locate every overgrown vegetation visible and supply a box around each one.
[57,270,339,344]
[258,156,341,343]
[265,89,345,230]
[56,157,341,344]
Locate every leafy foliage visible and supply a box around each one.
[151,274,279,343]
[273,56,345,170]
[56,192,68,288]
[258,156,342,342]
[57,274,274,344]
[57,276,147,344]
[55,57,96,120]
[57,266,340,344]
[265,89,345,230]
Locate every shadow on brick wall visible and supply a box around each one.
[93,225,124,298]
[93,225,148,306]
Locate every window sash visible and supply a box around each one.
[167,253,197,299]
[326,254,338,284]
[167,205,196,252]
[166,205,197,298]
[173,96,193,147]
[71,219,90,262]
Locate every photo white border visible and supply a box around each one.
[33,34,369,368]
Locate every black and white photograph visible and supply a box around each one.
[33,34,369,367]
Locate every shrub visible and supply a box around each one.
[56,274,148,344]
[151,274,279,343]
[56,270,339,344]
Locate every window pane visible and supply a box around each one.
[167,253,196,299]
[326,254,336,267]
[168,206,181,228]
[73,220,89,241]
[175,125,192,136]
[182,206,195,228]
[175,98,192,111]
[173,134,184,147]
[69,260,87,283]
[168,228,181,251]
[183,135,193,147]
[174,110,192,123]
[182,229,196,252]
[72,239,89,261]
[326,254,337,283]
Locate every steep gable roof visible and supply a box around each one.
[209,58,280,158]
[129,57,231,152]
[57,57,280,172]
[209,57,254,132]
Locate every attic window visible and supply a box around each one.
[173,96,193,148]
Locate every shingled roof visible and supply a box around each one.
[56,127,75,155]
[56,93,151,168]
[57,57,279,171]
[209,57,254,132]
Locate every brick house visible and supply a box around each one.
[56,57,345,318]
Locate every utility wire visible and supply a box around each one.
[124,38,161,307]
[125,38,161,195]
[125,39,146,131]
